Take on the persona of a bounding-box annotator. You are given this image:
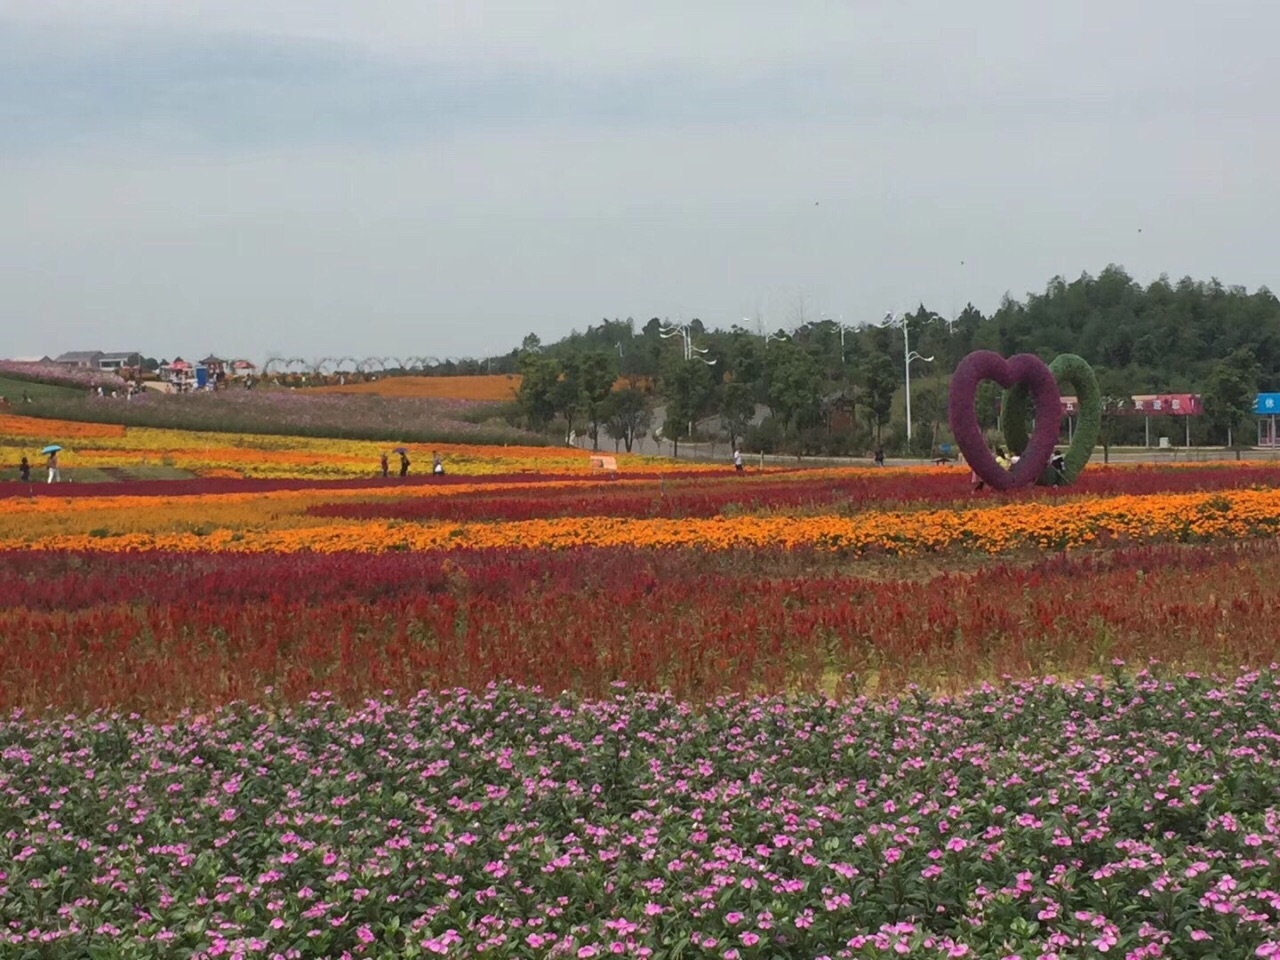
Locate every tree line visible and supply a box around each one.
[501,265,1280,455]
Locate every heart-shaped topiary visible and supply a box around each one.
[948,350,1061,491]
[1002,353,1100,485]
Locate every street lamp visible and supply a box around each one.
[660,321,715,362]
[746,316,789,351]
[659,323,686,358]
[886,311,934,443]
[821,312,859,361]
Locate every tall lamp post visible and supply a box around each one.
[662,322,716,436]
[885,311,934,443]
[820,312,858,362]
[744,317,790,351]
[659,322,689,359]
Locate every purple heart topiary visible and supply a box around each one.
[948,351,1061,491]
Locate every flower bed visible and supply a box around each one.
[0,360,127,390]
[14,387,538,446]
[0,412,725,480]
[1,673,1277,958]
[2,542,1279,713]
[10,486,1280,556]
[309,462,1280,522]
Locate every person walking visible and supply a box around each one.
[733,449,744,474]
[380,452,389,478]
[433,452,445,476]
[874,446,885,467]
[46,450,60,484]
[1050,449,1066,486]
[18,456,30,483]
[399,450,411,478]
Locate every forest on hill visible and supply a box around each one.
[496,265,1278,455]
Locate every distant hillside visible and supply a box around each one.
[311,374,521,402]
[310,374,653,401]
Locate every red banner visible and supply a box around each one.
[1056,394,1202,417]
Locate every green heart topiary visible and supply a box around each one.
[1002,353,1101,485]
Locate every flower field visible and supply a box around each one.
[7,469,1280,555]
[308,374,652,400]
[3,672,1280,958]
[310,374,522,401]
[0,359,126,391]
[0,413,703,481]
[3,427,1280,958]
[4,540,1280,714]
[9,388,541,449]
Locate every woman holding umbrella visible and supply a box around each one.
[395,448,411,478]
[43,445,61,483]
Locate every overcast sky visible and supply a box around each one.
[3,1,1278,363]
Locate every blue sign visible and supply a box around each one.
[1254,393,1280,415]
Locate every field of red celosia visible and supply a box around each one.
[3,540,1279,715]
[4,452,1280,958]
[308,461,1280,522]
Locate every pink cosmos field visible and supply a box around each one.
[2,670,1278,958]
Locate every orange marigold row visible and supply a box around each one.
[6,487,1276,555]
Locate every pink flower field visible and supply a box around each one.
[2,672,1278,958]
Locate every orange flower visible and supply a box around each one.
[10,487,1280,556]
[0,413,125,439]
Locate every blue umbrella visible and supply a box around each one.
[391,447,409,454]
[41,445,62,455]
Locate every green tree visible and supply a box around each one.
[576,352,617,450]
[765,345,823,432]
[1095,366,1133,464]
[601,387,652,453]
[1203,347,1259,452]
[910,381,946,452]
[719,380,757,451]
[499,263,1280,456]
[516,354,560,431]
[975,380,1002,432]
[548,356,590,443]
[662,359,717,458]
[858,353,897,442]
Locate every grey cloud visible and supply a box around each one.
[4,8,1276,156]
[0,2,1278,360]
